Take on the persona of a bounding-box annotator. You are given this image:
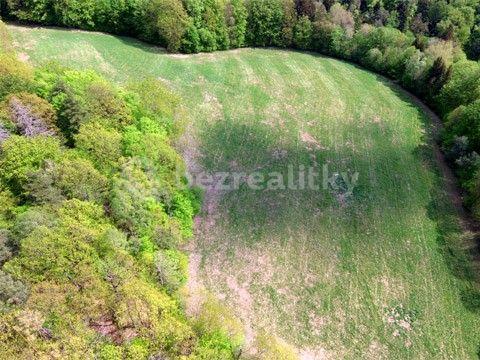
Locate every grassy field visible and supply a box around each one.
[9,25,480,359]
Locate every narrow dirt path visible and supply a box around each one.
[391,82,479,233]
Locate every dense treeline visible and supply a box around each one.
[2,1,480,216]
[0,20,254,359]
[2,0,479,58]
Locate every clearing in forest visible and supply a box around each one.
[10,25,480,359]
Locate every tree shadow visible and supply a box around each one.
[198,74,480,316]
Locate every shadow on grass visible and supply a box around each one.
[198,105,436,245]
[199,73,480,317]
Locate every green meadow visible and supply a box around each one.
[10,25,480,358]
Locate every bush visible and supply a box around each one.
[0,135,62,195]
[246,0,287,47]
[436,60,480,115]
[0,230,13,265]
[0,123,10,144]
[11,208,57,242]
[155,249,188,292]
[329,3,355,37]
[5,219,100,283]
[193,294,245,355]
[109,159,174,238]
[445,100,480,151]
[97,344,123,360]
[0,270,28,307]
[226,0,248,48]
[2,92,58,137]
[114,277,194,350]
[75,120,123,173]
[0,54,34,100]
[293,16,313,50]
[0,186,15,228]
[255,331,298,360]
[27,157,109,204]
[144,0,189,52]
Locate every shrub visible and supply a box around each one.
[182,22,202,53]
[402,49,433,93]
[114,278,194,349]
[193,294,245,355]
[0,230,13,265]
[183,0,231,52]
[75,121,123,173]
[109,159,171,237]
[27,157,109,204]
[5,223,99,283]
[424,38,466,66]
[445,100,480,151]
[311,20,338,54]
[125,78,181,134]
[226,0,248,48]
[0,135,62,195]
[0,123,10,144]
[52,0,96,28]
[155,249,188,292]
[246,0,287,47]
[0,270,28,307]
[330,3,355,37]
[2,92,58,137]
[0,186,15,228]
[294,16,313,50]
[467,25,480,60]
[97,344,123,360]
[153,220,184,250]
[255,332,298,360]
[145,0,189,52]
[0,54,34,100]
[436,60,480,115]
[11,208,57,242]
[124,338,150,360]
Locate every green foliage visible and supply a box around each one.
[125,78,181,134]
[246,0,288,47]
[437,60,480,115]
[143,0,189,52]
[4,201,105,283]
[293,16,313,50]
[0,33,205,357]
[254,332,298,359]
[27,157,109,204]
[75,120,123,173]
[98,344,123,360]
[182,0,231,52]
[0,270,28,308]
[110,159,170,237]
[445,99,480,150]
[226,0,248,48]
[0,186,15,228]
[0,54,34,100]
[193,294,244,358]
[155,249,188,292]
[0,135,61,195]
[0,230,13,265]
